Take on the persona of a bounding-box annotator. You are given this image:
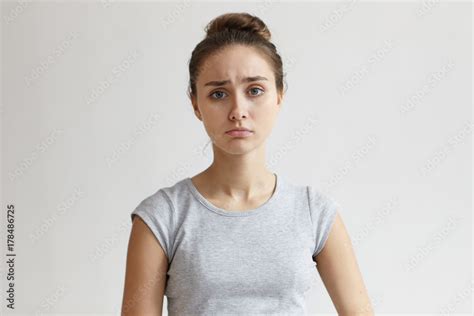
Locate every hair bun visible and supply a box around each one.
[205,12,271,41]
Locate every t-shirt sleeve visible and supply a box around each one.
[307,185,341,259]
[130,189,175,261]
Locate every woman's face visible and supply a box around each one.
[191,44,283,155]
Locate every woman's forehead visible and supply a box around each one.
[199,47,274,84]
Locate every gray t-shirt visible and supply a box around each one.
[130,173,340,315]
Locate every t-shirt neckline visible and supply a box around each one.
[185,173,281,217]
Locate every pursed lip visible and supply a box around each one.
[226,127,252,133]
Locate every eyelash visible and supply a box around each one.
[209,87,265,100]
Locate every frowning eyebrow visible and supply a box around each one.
[204,76,268,87]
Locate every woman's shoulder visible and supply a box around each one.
[282,176,341,213]
[135,176,190,208]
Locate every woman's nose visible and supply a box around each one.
[229,94,249,120]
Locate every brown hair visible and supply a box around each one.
[187,12,286,100]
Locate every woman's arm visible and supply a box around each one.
[121,216,168,315]
[314,212,374,315]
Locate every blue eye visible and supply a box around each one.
[209,87,265,100]
[210,91,227,100]
[249,87,264,96]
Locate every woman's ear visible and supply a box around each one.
[191,95,202,121]
[194,109,202,121]
[277,91,284,107]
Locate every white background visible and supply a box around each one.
[1,0,472,315]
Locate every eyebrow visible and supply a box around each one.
[204,76,268,87]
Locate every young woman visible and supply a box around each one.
[122,12,373,316]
